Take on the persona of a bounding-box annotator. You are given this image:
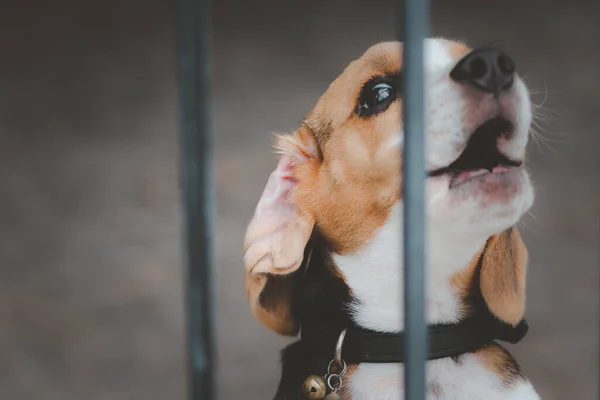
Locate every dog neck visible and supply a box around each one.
[333,203,488,333]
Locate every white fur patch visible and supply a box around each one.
[333,202,485,332]
[346,356,541,400]
[425,38,455,72]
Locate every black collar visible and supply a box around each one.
[299,313,528,364]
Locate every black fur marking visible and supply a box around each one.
[260,274,298,313]
[273,231,355,399]
[290,234,354,329]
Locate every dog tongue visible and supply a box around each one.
[457,169,488,182]
[454,165,510,185]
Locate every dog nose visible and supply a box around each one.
[450,47,515,94]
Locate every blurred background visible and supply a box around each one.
[1,0,598,399]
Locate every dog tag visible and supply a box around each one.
[301,375,327,399]
[324,393,343,400]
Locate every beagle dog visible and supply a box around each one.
[243,38,540,400]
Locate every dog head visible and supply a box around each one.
[243,38,534,335]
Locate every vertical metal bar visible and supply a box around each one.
[400,0,429,399]
[177,0,217,398]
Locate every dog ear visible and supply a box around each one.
[479,227,528,326]
[243,126,320,335]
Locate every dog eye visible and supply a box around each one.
[372,83,393,103]
[356,80,397,117]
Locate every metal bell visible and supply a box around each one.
[324,393,343,400]
[301,375,327,399]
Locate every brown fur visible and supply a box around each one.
[276,43,405,254]
[449,227,529,386]
[480,228,528,325]
[475,343,524,387]
[450,227,528,326]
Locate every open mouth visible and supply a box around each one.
[427,117,522,187]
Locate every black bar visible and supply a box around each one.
[400,0,429,399]
[177,0,217,398]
